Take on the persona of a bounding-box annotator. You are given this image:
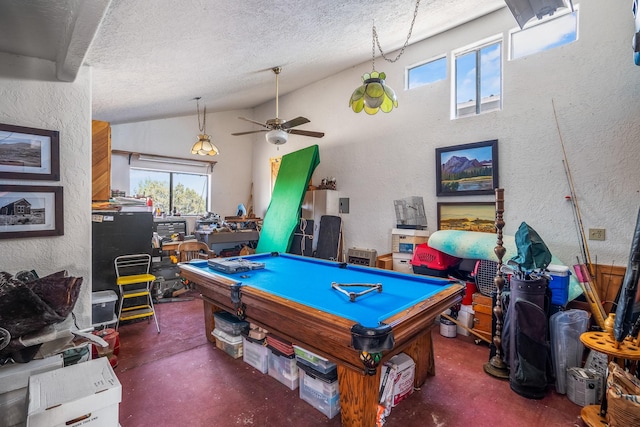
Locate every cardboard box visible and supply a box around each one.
[456,308,474,336]
[378,362,396,425]
[392,253,413,275]
[387,353,415,407]
[376,253,393,270]
[0,354,63,427]
[27,357,121,427]
[391,229,429,254]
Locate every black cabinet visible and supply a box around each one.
[92,211,153,293]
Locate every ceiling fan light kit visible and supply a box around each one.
[266,129,288,145]
[191,97,220,156]
[231,67,324,145]
[350,0,421,115]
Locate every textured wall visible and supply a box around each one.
[0,53,92,328]
[252,2,640,269]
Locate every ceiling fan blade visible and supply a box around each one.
[237,116,268,128]
[281,116,310,129]
[231,130,268,136]
[288,129,325,138]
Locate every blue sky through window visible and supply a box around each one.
[407,57,446,89]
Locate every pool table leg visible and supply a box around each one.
[202,297,216,343]
[337,364,381,427]
[402,325,435,386]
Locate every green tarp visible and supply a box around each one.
[256,145,320,253]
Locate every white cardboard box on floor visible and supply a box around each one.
[0,354,64,427]
[27,357,121,427]
[387,353,415,407]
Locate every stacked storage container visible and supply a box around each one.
[391,228,429,274]
[242,326,269,374]
[266,335,299,390]
[212,311,249,359]
[294,345,340,419]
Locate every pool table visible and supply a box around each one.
[179,252,463,427]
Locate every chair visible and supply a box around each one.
[114,254,160,333]
[177,241,216,262]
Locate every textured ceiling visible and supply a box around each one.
[0,0,507,124]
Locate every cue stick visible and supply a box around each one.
[441,313,491,344]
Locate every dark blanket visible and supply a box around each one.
[0,270,83,361]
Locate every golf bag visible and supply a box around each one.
[503,276,551,399]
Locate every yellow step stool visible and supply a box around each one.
[114,254,160,333]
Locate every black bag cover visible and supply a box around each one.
[504,276,550,399]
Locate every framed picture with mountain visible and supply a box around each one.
[435,139,498,196]
[0,123,60,181]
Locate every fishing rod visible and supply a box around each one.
[552,99,594,275]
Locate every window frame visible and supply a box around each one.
[508,5,579,61]
[451,34,503,119]
[405,54,448,90]
[129,166,210,216]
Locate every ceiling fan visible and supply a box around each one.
[232,67,325,145]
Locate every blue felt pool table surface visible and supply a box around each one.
[183,252,459,328]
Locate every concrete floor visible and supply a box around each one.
[113,291,585,426]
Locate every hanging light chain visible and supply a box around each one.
[373,0,421,64]
[196,97,206,134]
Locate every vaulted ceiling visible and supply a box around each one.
[0,0,508,124]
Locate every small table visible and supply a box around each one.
[579,331,640,427]
[180,252,463,427]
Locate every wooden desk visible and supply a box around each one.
[194,230,259,246]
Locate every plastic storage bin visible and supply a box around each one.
[293,345,336,375]
[547,264,571,306]
[212,328,243,359]
[298,364,340,419]
[549,309,589,394]
[243,337,269,373]
[91,290,118,325]
[268,349,298,390]
[214,311,249,335]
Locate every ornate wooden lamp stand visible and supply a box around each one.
[484,188,510,379]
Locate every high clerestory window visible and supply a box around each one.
[452,37,502,118]
[406,56,447,90]
[509,7,578,60]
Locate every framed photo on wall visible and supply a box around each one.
[435,140,498,196]
[0,185,64,239]
[437,202,495,233]
[0,123,60,181]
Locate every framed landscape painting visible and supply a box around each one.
[0,185,64,239]
[436,140,498,196]
[437,202,496,233]
[0,123,60,181]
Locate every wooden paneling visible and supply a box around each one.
[595,263,626,314]
[92,120,111,201]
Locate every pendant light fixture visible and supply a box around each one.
[191,97,220,156]
[349,0,421,114]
